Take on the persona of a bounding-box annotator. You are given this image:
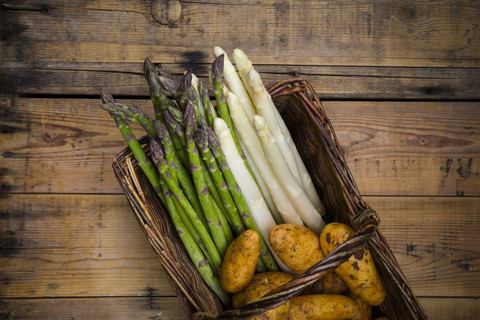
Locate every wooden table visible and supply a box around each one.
[1,1,479,319]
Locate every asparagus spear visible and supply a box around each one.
[100,89,164,202]
[144,59,189,167]
[211,55,240,150]
[195,124,245,236]
[157,173,230,305]
[198,79,217,127]
[100,100,155,138]
[180,78,233,228]
[211,55,260,191]
[149,138,223,272]
[205,125,278,272]
[255,115,326,234]
[213,46,256,123]
[153,120,210,231]
[184,102,230,258]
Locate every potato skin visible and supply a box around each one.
[347,291,372,320]
[288,294,359,320]
[220,229,260,293]
[310,271,348,294]
[233,271,294,319]
[319,223,386,306]
[269,224,324,274]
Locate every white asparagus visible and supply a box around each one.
[214,118,290,271]
[269,94,325,212]
[213,46,256,123]
[234,47,324,210]
[223,81,277,217]
[236,137,278,223]
[237,135,282,224]
[255,115,326,234]
[232,48,255,105]
[228,92,303,226]
[247,69,304,188]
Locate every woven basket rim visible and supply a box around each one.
[113,78,428,320]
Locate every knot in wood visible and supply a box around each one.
[151,0,182,25]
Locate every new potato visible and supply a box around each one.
[319,222,386,306]
[220,229,260,293]
[347,291,373,320]
[288,294,359,320]
[233,271,294,319]
[269,224,324,274]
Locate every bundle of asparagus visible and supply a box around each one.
[100,48,327,304]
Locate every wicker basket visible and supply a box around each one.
[113,78,428,320]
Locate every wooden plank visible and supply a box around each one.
[2,0,479,68]
[1,194,478,299]
[368,196,480,298]
[418,297,480,320]
[1,97,478,196]
[0,297,190,320]
[2,64,479,99]
[0,297,479,320]
[325,101,480,196]
[0,96,151,194]
[0,194,174,298]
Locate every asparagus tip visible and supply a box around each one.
[144,57,158,77]
[99,88,115,104]
[212,54,224,79]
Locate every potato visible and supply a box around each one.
[319,222,386,306]
[288,294,359,320]
[347,291,372,320]
[269,224,324,274]
[233,271,294,319]
[310,271,348,294]
[220,229,260,293]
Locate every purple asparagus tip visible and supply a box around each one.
[149,138,164,163]
[100,88,115,104]
[144,57,158,78]
[212,54,224,80]
[183,101,197,130]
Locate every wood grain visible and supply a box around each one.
[1,97,478,195]
[0,296,480,320]
[2,0,479,67]
[0,194,172,298]
[1,0,479,98]
[1,194,478,299]
[0,297,190,320]
[1,297,479,320]
[2,64,479,99]
[1,0,477,319]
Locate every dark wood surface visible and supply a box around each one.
[1,1,479,319]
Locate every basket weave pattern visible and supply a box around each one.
[113,79,427,320]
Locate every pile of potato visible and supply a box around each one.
[219,222,388,320]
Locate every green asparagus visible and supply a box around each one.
[206,125,278,271]
[149,137,222,272]
[184,102,230,258]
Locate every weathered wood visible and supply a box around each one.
[0,297,479,320]
[2,0,480,98]
[1,194,478,299]
[0,297,190,320]
[2,0,479,67]
[2,64,479,99]
[368,196,480,297]
[1,97,478,195]
[0,194,173,298]
[326,101,480,196]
